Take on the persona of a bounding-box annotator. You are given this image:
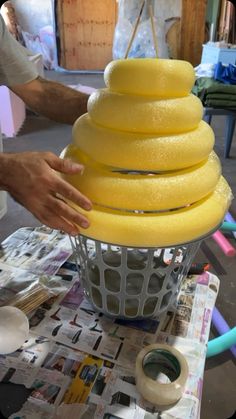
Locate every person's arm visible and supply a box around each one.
[10,76,89,125]
[0,151,92,235]
[0,15,92,234]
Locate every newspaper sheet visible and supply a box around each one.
[0,227,72,275]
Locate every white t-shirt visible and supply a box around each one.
[0,15,38,219]
[0,139,6,219]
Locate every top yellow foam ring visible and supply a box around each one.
[104,58,195,97]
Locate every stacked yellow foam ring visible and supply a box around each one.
[62,58,232,247]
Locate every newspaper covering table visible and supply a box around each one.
[0,227,219,419]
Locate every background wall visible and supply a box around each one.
[154,0,182,58]
[11,0,53,34]
[9,0,195,68]
[113,0,182,60]
[154,0,181,21]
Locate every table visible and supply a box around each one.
[0,226,219,419]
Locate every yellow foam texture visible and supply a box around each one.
[62,147,221,211]
[68,177,232,247]
[73,114,214,171]
[104,58,195,97]
[88,89,203,134]
[63,58,233,246]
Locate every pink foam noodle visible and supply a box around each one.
[212,230,236,257]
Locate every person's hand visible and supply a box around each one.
[2,151,92,235]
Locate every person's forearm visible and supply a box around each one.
[0,153,11,191]
[11,77,89,125]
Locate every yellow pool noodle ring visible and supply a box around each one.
[73,115,215,171]
[88,89,203,134]
[62,147,221,211]
[69,177,232,247]
[104,58,195,98]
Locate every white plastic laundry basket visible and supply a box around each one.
[71,236,201,319]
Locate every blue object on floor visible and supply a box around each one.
[204,108,236,158]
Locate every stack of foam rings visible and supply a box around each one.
[62,58,232,319]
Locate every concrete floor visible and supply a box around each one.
[0,71,236,418]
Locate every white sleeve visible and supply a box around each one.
[0,15,38,87]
